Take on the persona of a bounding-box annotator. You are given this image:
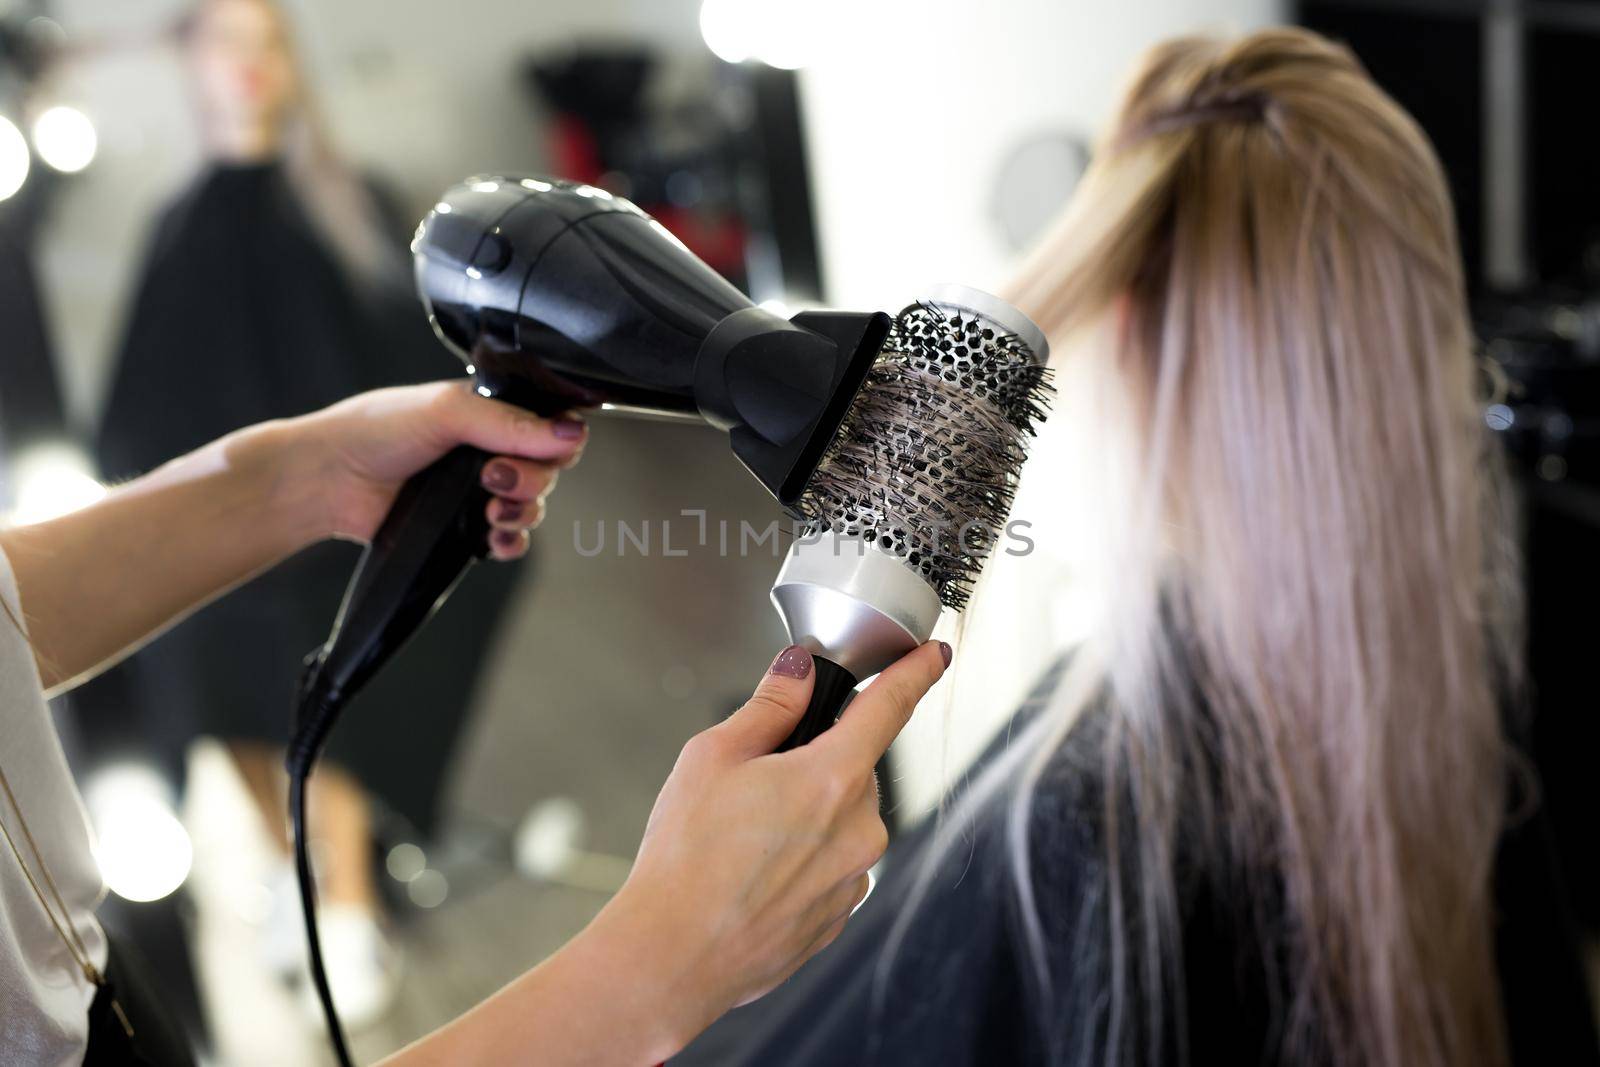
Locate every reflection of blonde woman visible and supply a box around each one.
[88,0,499,1028]
[682,28,1597,1067]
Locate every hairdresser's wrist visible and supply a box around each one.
[231,416,341,551]
[565,884,726,1062]
[386,887,710,1067]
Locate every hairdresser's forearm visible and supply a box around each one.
[0,419,325,691]
[383,888,717,1066]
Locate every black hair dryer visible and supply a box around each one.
[290,175,890,765]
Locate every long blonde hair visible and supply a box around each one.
[913,28,1517,1067]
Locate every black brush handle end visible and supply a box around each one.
[777,656,859,751]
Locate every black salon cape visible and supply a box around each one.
[676,665,1600,1066]
[78,161,520,835]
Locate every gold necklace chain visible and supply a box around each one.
[0,759,134,1038]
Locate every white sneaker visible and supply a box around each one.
[257,864,308,981]
[301,903,401,1030]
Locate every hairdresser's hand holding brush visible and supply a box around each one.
[384,640,949,1067]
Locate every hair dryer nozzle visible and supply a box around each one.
[704,308,891,508]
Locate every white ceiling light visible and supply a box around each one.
[700,0,837,70]
[8,442,107,525]
[699,0,753,64]
[85,764,194,903]
[0,116,30,201]
[33,106,97,174]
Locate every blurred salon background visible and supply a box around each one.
[0,0,1593,1062]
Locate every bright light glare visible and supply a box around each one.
[648,218,690,254]
[853,867,877,915]
[85,765,193,903]
[699,0,834,69]
[699,0,751,63]
[513,797,584,880]
[9,443,107,525]
[0,116,30,201]
[32,107,96,174]
[759,13,823,70]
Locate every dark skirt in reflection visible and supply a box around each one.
[77,161,520,835]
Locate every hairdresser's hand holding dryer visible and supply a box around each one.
[0,381,947,1065]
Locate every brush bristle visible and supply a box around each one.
[796,302,1053,610]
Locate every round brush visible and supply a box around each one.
[771,285,1052,750]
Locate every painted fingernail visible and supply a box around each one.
[938,641,953,668]
[498,500,525,523]
[483,462,517,493]
[769,644,813,680]
[552,418,586,440]
[491,529,523,553]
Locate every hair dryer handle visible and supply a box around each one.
[290,445,492,769]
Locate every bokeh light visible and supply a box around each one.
[33,106,98,174]
[85,764,194,903]
[9,443,108,525]
[0,116,31,201]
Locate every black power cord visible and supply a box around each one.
[282,445,497,1067]
[288,668,356,1067]
[289,764,354,1067]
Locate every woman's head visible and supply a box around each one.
[991,28,1513,1067]
[181,0,301,152]
[175,0,400,289]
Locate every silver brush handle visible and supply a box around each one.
[769,535,943,750]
